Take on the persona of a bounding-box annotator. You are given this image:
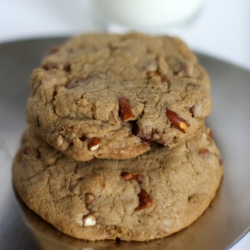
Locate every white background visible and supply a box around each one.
[0,0,249,249]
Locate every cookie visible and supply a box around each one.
[26,33,212,161]
[13,127,223,241]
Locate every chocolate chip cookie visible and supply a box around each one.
[26,33,212,161]
[13,127,223,241]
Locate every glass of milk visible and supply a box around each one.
[91,0,205,29]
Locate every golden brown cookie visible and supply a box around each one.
[13,127,222,241]
[26,33,212,161]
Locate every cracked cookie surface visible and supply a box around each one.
[26,33,212,161]
[13,127,223,241]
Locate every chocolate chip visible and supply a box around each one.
[189,105,195,117]
[23,146,40,159]
[79,135,87,142]
[131,121,139,136]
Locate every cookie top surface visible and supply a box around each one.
[13,127,223,241]
[26,33,212,161]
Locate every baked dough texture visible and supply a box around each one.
[13,127,223,241]
[26,33,212,161]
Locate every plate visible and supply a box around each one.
[0,37,250,250]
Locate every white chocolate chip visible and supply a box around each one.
[57,135,64,146]
[85,193,95,205]
[83,215,97,227]
[146,61,158,72]
[66,130,77,140]
[152,133,160,140]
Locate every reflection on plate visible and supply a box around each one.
[0,37,250,250]
[16,191,207,250]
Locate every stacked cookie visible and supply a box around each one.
[13,33,223,241]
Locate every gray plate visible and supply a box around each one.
[0,37,250,250]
